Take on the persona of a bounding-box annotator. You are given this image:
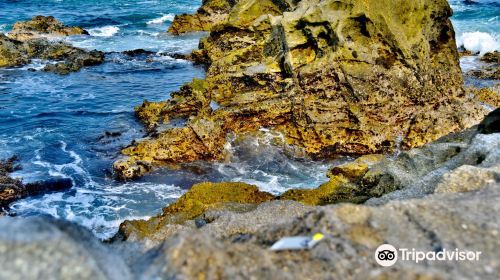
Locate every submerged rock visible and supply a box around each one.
[168,0,239,35]
[116,0,487,179]
[7,15,88,41]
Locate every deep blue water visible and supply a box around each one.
[0,0,498,238]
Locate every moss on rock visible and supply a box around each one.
[118,182,275,239]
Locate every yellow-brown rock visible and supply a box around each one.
[168,0,240,35]
[114,0,487,179]
[8,15,88,41]
[468,85,500,108]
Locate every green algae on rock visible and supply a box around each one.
[117,182,275,240]
[7,15,89,41]
[115,0,487,179]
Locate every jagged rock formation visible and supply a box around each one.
[7,15,88,41]
[167,0,239,35]
[0,33,104,74]
[115,0,487,179]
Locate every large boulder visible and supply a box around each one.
[115,0,486,179]
[8,15,88,41]
[0,217,131,280]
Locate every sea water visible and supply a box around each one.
[0,0,498,238]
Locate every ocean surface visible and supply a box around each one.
[0,0,498,239]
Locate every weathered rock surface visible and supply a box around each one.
[7,15,88,41]
[168,0,239,35]
[0,33,104,73]
[133,181,499,280]
[467,85,500,108]
[0,216,131,280]
[115,0,487,179]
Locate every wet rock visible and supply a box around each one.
[118,116,500,243]
[121,49,156,57]
[8,15,88,41]
[478,108,500,134]
[467,66,500,80]
[0,216,131,280]
[168,0,239,35]
[116,0,487,179]
[0,34,29,67]
[481,51,500,63]
[0,157,72,210]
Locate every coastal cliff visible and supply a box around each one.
[114,0,487,179]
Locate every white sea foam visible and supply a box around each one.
[88,26,120,37]
[0,24,7,34]
[457,32,500,56]
[147,14,175,25]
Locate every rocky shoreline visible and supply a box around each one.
[1,117,499,279]
[1,0,499,279]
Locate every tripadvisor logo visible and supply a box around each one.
[375,244,482,267]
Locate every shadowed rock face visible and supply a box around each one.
[7,15,89,41]
[114,0,487,179]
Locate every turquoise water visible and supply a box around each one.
[0,0,497,238]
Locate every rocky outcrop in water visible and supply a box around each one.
[0,16,104,74]
[7,15,89,41]
[0,33,104,73]
[115,0,487,179]
[168,0,239,35]
[0,157,72,211]
[465,51,500,80]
